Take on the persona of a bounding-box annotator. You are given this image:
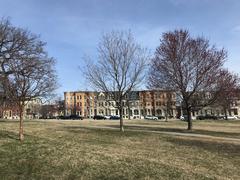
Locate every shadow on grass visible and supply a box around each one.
[0,130,19,140]
[122,125,240,139]
[63,124,240,139]
[62,126,148,139]
[165,136,240,157]
[0,120,19,123]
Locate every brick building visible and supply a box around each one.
[139,90,177,117]
[64,91,97,117]
[64,90,177,119]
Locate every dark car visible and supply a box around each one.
[58,115,83,120]
[204,115,218,120]
[217,115,225,120]
[69,115,83,120]
[57,115,65,119]
[196,115,218,120]
[58,115,71,120]
[157,115,165,119]
[110,115,120,120]
[93,115,105,120]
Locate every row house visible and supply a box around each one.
[64,90,177,119]
[0,98,42,119]
[179,90,240,118]
[25,98,42,119]
[1,105,19,119]
[140,90,177,117]
[192,99,240,118]
[96,92,117,116]
[124,91,142,119]
[96,91,142,119]
[64,91,97,117]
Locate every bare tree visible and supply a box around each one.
[0,18,44,81]
[85,31,148,132]
[148,29,227,130]
[0,18,57,141]
[6,58,57,141]
[214,69,240,120]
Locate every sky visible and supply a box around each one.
[0,0,239,97]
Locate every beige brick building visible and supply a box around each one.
[64,91,97,117]
[64,90,177,119]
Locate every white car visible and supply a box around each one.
[104,115,111,120]
[145,115,158,120]
[225,116,238,120]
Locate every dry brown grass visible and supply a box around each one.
[0,119,239,179]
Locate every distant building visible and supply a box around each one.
[64,91,97,117]
[64,90,177,119]
[139,90,177,117]
[179,90,240,118]
[25,98,42,119]
[1,98,42,119]
[95,91,141,119]
[96,92,117,116]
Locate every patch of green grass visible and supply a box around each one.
[0,120,239,179]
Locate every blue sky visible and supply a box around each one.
[0,0,239,97]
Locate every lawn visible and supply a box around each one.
[0,119,239,180]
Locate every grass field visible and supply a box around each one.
[0,119,240,180]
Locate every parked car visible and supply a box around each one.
[145,115,158,120]
[217,115,225,120]
[225,115,238,120]
[196,115,218,120]
[157,115,165,119]
[110,115,120,120]
[58,115,83,120]
[180,115,188,121]
[39,116,57,119]
[69,115,83,120]
[93,115,105,120]
[58,115,69,120]
[180,115,195,121]
[104,115,111,120]
[57,115,65,119]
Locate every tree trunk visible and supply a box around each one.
[187,108,192,130]
[224,108,228,120]
[119,106,124,132]
[19,104,24,141]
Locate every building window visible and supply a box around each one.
[234,109,238,115]
[156,109,162,115]
[134,110,139,115]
